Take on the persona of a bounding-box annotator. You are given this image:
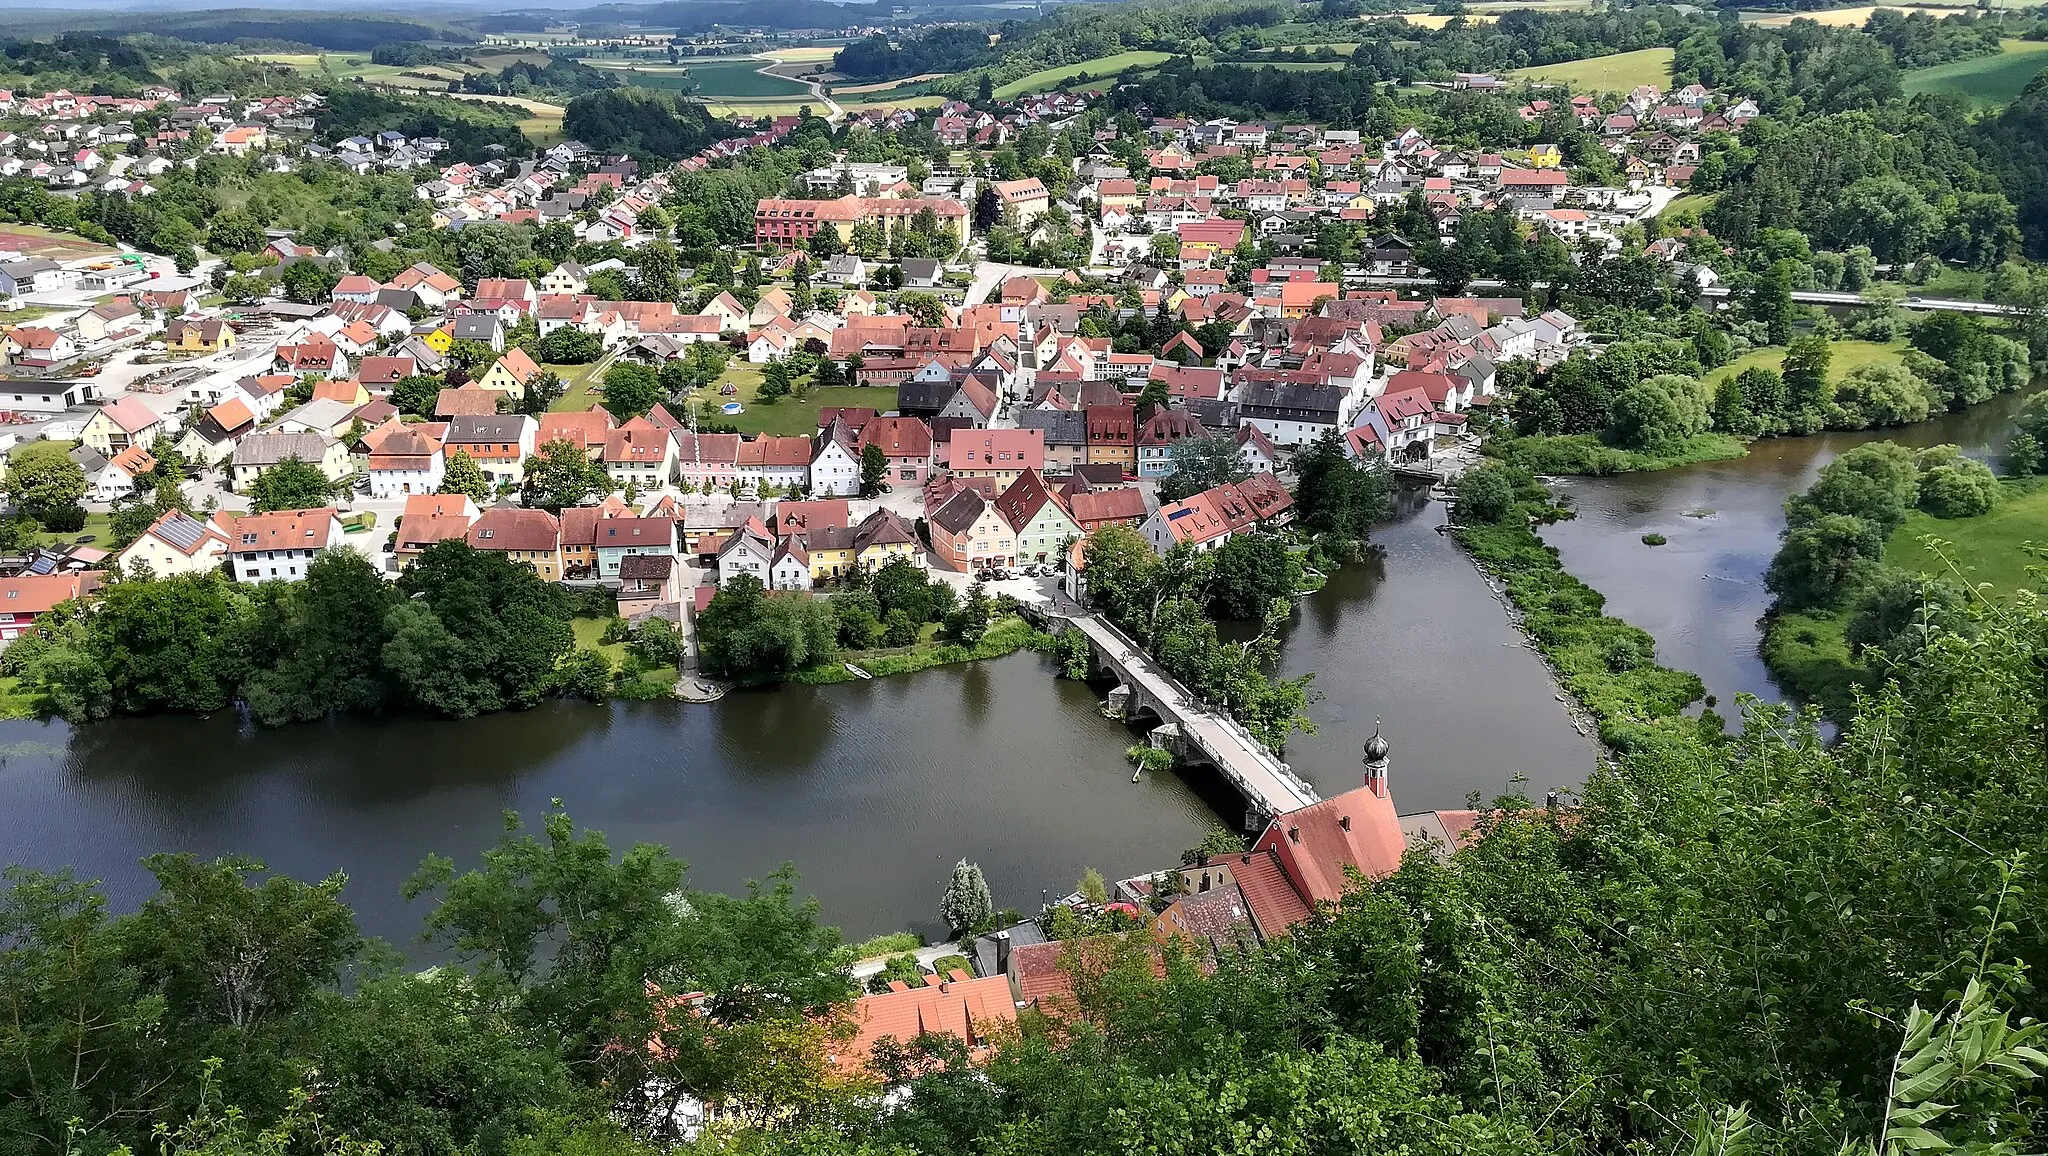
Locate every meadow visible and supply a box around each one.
[992,51,1173,99]
[588,59,811,99]
[1704,338,1907,390]
[1902,39,2048,106]
[1509,46,1674,90]
[1886,478,2048,595]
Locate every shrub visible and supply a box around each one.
[39,505,87,534]
[1641,532,1668,546]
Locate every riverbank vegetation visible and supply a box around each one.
[1450,461,1708,750]
[696,560,1048,686]
[1496,308,2036,476]
[1757,441,2006,719]
[1071,525,1319,753]
[0,543,662,725]
[13,575,2048,1154]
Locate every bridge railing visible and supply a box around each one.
[1079,615,1318,806]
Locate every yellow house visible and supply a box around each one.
[1162,287,1190,315]
[1528,143,1563,169]
[476,347,542,399]
[167,317,235,353]
[421,328,454,354]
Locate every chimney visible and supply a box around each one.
[1288,824,1300,843]
[995,929,1011,975]
[1339,815,1350,832]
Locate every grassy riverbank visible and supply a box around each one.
[791,615,1051,686]
[1761,476,2048,719]
[1489,432,1748,476]
[1455,503,1708,752]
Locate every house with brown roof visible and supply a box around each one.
[476,347,544,398]
[536,405,615,457]
[435,384,502,418]
[394,493,477,568]
[0,572,102,643]
[945,428,1044,485]
[365,422,446,498]
[1135,408,1204,478]
[928,487,1017,572]
[222,507,344,583]
[674,430,740,492]
[735,435,811,495]
[994,468,1079,565]
[1084,405,1136,472]
[830,972,1018,1074]
[603,417,675,490]
[1069,486,1149,534]
[468,506,563,580]
[593,515,675,580]
[856,416,933,486]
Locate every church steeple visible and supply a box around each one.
[1363,720,1389,799]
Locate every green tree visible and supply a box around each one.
[1158,434,1248,503]
[695,574,838,679]
[1291,428,1394,543]
[858,443,887,498]
[383,542,575,717]
[245,457,333,512]
[4,442,87,521]
[939,859,993,936]
[1450,462,1521,525]
[1781,334,1833,418]
[439,449,492,504]
[238,550,393,726]
[521,438,612,513]
[600,363,663,420]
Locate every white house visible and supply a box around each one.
[224,507,344,583]
[808,426,861,498]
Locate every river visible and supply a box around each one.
[1541,389,2038,715]
[0,484,1599,949]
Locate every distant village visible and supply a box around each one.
[0,67,1741,677]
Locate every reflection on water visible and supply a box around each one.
[1543,389,2039,714]
[0,476,1622,949]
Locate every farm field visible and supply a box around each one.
[1509,46,1674,90]
[834,73,947,93]
[1743,3,1986,25]
[1387,12,1497,28]
[1902,39,2048,106]
[0,224,119,261]
[240,51,484,86]
[992,50,1173,99]
[589,58,811,98]
[1704,338,1907,390]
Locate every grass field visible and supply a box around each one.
[0,224,117,260]
[241,52,485,86]
[1659,191,1720,220]
[546,360,610,413]
[1902,39,2048,107]
[1887,477,2048,595]
[694,367,898,437]
[590,58,811,98]
[993,51,1173,99]
[1388,12,1498,28]
[1705,338,1907,390]
[1510,46,1674,90]
[1745,3,1986,26]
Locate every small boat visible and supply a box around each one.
[844,663,872,680]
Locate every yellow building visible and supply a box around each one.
[167,317,235,353]
[1528,143,1563,169]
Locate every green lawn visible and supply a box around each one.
[1910,265,1994,303]
[1902,39,2048,108]
[545,360,609,413]
[39,510,113,550]
[994,51,1173,99]
[1886,477,2048,596]
[691,364,899,437]
[1705,339,1907,390]
[1660,192,1719,220]
[1509,46,1675,91]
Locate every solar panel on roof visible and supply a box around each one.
[157,513,207,552]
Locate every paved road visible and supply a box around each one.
[1067,614,1318,816]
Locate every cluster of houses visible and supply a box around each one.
[827,730,1517,1078]
[0,87,325,195]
